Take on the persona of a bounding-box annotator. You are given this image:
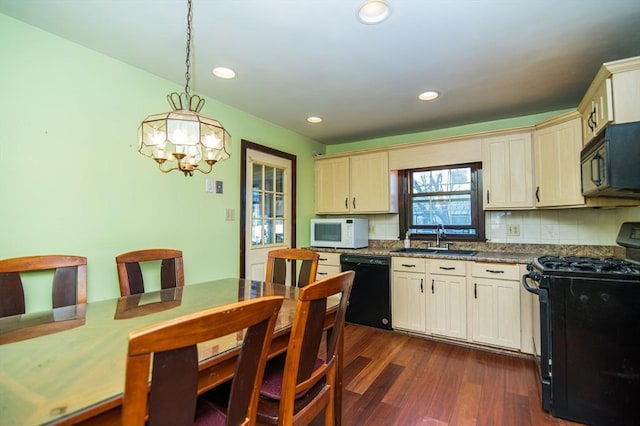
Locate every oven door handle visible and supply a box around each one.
[521,273,540,295]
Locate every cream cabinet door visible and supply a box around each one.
[582,78,613,144]
[471,278,521,350]
[482,133,534,209]
[533,116,585,207]
[392,270,427,333]
[349,151,393,213]
[314,157,350,214]
[430,274,467,340]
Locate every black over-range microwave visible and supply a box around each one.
[580,121,640,199]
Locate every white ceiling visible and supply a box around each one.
[2,0,640,144]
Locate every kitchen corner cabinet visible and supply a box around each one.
[579,56,640,145]
[470,263,521,350]
[533,113,585,207]
[392,257,427,334]
[316,252,341,279]
[429,259,467,340]
[482,132,534,210]
[314,151,398,214]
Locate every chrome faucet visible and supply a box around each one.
[436,224,446,248]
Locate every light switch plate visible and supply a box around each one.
[215,180,223,194]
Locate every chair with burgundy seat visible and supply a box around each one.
[255,270,354,425]
[0,255,87,318]
[122,295,284,426]
[115,248,184,296]
[265,248,320,288]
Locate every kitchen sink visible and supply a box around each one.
[391,248,477,256]
[390,247,435,254]
[428,249,477,256]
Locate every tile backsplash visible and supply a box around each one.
[366,206,640,246]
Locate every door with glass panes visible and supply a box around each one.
[244,148,292,282]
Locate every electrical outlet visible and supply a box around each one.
[507,225,521,236]
[369,223,375,233]
[225,208,235,221]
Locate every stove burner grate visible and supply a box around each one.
[536,255,640,275]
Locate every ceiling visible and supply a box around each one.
[2,1,640,145]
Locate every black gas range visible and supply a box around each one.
[522,222,640,426]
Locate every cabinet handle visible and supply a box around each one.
[318,272,328,276]
[535,186,540,203]
[590,153,604,186]
[345,197,348,209]
[420,278,424,293]
[439,266,455,270]
[320,258,328,261]
[401,264,416,268]
[486,189,490,204]
[352,197,356,209]
[587,109,596,131]
[431,279,435,294]
[474,283,477,299]
[591,105,597,128]
[485,269,504,274]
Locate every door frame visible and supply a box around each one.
[239,139,297,278]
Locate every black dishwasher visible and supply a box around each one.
[340,254,392,330]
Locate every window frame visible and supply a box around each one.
[398,162,485,242]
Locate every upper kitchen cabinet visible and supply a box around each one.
[579,56,640,145]
[482,132,534,210]
[314,151,398,214]
[533,112,585,207]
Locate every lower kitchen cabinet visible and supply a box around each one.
[392,257,427,333]
[429,259,467,340]
[470,263,521,350]
[316,251,341,279]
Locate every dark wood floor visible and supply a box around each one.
[337,324,582,426]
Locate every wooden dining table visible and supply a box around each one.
[0,278,342,425]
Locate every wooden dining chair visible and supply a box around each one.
[115,248,184,296]
[255,270,355,425]
[122,295,284,426]
[0,255,87,318]
[265,248,320,288]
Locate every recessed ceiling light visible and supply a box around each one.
[307,116,323,124]
[358,0,391,24]
[418,91,440,101]
[212,67,236,79]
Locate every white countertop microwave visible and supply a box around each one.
[310,218,369,249]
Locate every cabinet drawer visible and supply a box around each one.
[316,252,341,266]
[472,262,520,281]
[392,257,426,273]
[317,264,341,279]
[429,259,466,276]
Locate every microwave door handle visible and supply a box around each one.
[590,153,603,186]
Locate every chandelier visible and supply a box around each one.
[138,0,231,176]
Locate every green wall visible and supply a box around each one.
[0,14,324,308]
[326,109,574,154]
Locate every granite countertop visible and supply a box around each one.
[312,247,536,264]
[310,240,625,264]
